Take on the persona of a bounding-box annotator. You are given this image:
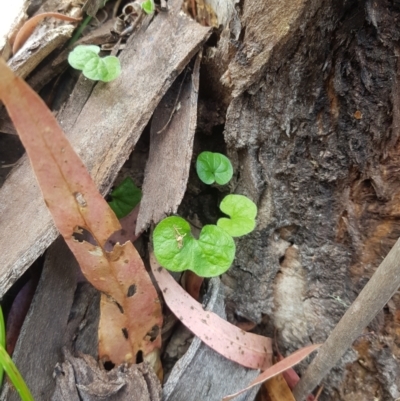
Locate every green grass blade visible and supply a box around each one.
[0,345,34,401]
[68,14,93,46]
[0,306,4,386]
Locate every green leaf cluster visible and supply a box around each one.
[68,45,121,82]
[153,216,235,277]
[153,152,258,277]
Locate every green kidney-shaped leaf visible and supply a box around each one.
[68,45,100,70]
[196,151,233,185]
[153,216,235,277]
[141,0,155,14]
[101,56,122,82]
[82,55,121,82]
[217,194,257,237]
[108,177,142,219]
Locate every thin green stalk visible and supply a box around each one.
[0,345,34,401]
[0,306,5,385]
[68,14,93,47]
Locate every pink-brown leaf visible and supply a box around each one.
[149,252,273,370]
[0,57,162,365]
[222,344,321,401]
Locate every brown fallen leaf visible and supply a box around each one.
[264,374,296,401]
[0,57,162,367]
[222,344,321,401]
[12,12,81,54]
[149,252,273,370]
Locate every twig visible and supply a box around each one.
[293,237,400,400]
[156,67,189,134]
[113,0,123,17]
[314,385,324,401]
[119,10,145,36]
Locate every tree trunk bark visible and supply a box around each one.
[217,0,400,399]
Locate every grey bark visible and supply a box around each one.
[216,0,400,399]
[293,237,400,399]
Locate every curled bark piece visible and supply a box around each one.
[12,12,81,54]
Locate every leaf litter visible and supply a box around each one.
[0,0,325,397]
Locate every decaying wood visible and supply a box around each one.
[52,351,161,401]
[163,278,261,401]
[293,237,400,399]
[8,0,82,78]
[221,0,308,97]
[0,0,211,298]
[8,24,76,79]
[12,12,82,55]
[136,51,202,233]
[219,0,400,399]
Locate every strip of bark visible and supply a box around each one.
[136,51,202,233]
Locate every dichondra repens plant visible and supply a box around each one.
[68,45,121,82]
[153,151,258,277]
[67,0,155,82]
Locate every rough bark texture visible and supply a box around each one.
[218,0,400,399]
[52,353,161,401]
[293,237,400,399]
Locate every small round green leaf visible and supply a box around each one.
[153,216,235,277]
[141,0,155,14]
[101,56,122,82]
[217,194,257,237]
[196,151,233,185]
[68,45,100,70]
[68,45,121,82]
[108,177,142,219]
[82,56,108,81]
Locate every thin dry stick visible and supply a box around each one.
[156,67,190,134]
[293,237,400,400]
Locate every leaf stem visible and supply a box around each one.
[68,14,93,47]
